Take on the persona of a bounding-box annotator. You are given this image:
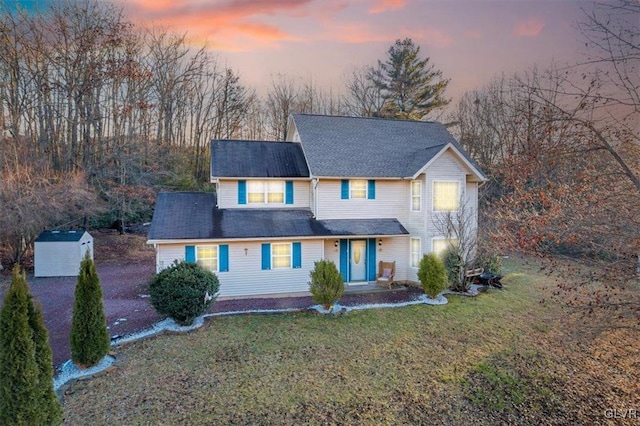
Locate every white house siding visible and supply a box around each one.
[216,179,311,209]
[34,233,93,277]
[424,149,471,248]
[314,179,409,221]
[155,240,323,298]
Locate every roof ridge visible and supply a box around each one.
[293,113,440,125]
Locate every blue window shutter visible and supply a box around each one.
[368,180,376,199]
[341,180,349,199]
[238,180,246,205]
[285,181,294,204]
[292,242,302,268]
[261,243,271,270]
[219,244,229,272]
[339,239,349,281]
[185,246,195,263]
[367,238,377,281]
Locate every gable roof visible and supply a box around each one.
[35,230,89,242]
[210,140,309,179]
[148,192,408,241]
[291,114,485,179]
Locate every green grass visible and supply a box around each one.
[60,257,638,425]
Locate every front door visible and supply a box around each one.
[349,240,367,283]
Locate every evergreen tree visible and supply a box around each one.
[28,297,63,424]
[372,38,450,120]
[0,266,45,425]
[70,252,110,367]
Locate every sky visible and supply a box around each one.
[13,0,591,102]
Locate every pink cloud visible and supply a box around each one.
[414,28,454,48]
[514,17,545,37]
[465,30,482,39]
[368,0,407,14]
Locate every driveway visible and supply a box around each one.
[23,259,163,369]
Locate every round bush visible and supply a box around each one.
[417,253,448,299]
[309,260,344,309]
[149,261,220,325]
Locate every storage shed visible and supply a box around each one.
[34,230,93,277]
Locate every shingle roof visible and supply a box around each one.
[318,219,409,236]
[148,192,409,241]
[210,140,309,178]
[291,113,485,179]
[35,230,89,242]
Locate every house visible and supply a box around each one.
[147,114,486,298]
[34,230,93,277]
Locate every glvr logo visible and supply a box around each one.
[604,409,638,419]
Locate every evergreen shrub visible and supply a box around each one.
[309,260,344,309]
[70,252,111,367]
[149,261,219,325]
[417,253,448,299]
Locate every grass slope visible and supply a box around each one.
[61,258,639,425]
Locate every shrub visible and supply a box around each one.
[441,246,468,292]
[417,253,448,299]
[309,260,344,309]
[0,266,61,425]
[150,261,220,325]
[476,250,503,275]
[70,252,111,367]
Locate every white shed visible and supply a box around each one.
[34,230,93,277]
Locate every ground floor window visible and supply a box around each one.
[197,245,218,271]
[410,237,421,268]
[272,243,292,268]
[432,238,458,256]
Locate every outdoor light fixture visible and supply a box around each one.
[244,248,248,256]
[378,239,383,246]
[334,240,339,248]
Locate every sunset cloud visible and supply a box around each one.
[514,17,545,37]
[368,0,407,14]
[117,0,312,50]
[414,28,454,48]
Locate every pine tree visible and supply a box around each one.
[70,252,110,367]
[372,38,450,120]
[28,297,63,424]
[0,266,44,425]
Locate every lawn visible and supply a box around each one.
[61,258,639,425]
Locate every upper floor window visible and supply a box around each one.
[433,181,460,212]
[341,179,375,200]
[411,180,422,212]
[350,180,367,199]
[248,181,284,204]
[197,245,218,272]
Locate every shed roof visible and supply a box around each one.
[148,192,408,241]
[35,230,90,242]
[210,140,309,179]
[291,113,485,179]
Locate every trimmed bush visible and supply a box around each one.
[417,253,448,299]
[309,260,344,309]
[70,252,111,368]
[442,246,468,292]
[0,266,61,426]
[149,261,220,326]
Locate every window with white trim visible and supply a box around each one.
[272,243,292,268]
[433,181,460,212]
[432,238,459,256]
[196,245,218,272]
[248,180,284,204]
[410,238,421,268]
[411,180,422,212]
[350,180,367,199]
